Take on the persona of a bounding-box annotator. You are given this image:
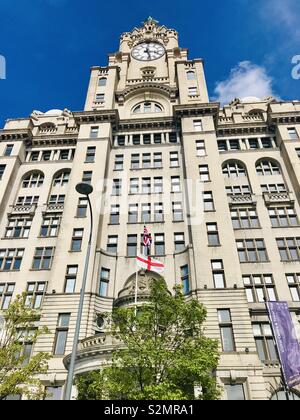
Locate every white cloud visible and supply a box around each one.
[213,61,278,106]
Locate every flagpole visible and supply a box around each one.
[264,299,290,400]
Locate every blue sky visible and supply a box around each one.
[0,0,299,126]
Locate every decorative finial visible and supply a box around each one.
[143,16,159,25]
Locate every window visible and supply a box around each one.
[53,171,70,187]
[218,140,227,151]
[132,102,163,114]
[107,236,118,254]
[45,387,62,401]
[261,138,273,148]
[196,140,206,156]
[4,144,13,156]
[25,282,46,308]
[54,314,70,355]
[187,71,195,80]
[154,153,162,168]
[5,218,32,238]
[203,192,215,212]
[42,151,51,161]
[288,127,299,140]
[218,310,235,352]
[181,265,190,295]
[86,147,96,163]
[0,249,24,271]
[32,247,55,270]
[143,134,151,145]
[142,203,151,223]
[99,268,110,297]
[112,179,122,196]
[277,238,300,261]
[110,205,120,225]
[40,216,61,237]
[231,208,259,229]
[253,323,277,362]
[131,154,140,169]
[71,229,84,252]
[188,87,197,96]
[16,196,39,206]
[155,234,165,256]
[128,204,138,224]
[243,275,277,303]
[171,176,181,193]
[237,239,268,263]
[154,133,162,144]
[249,138,259,149]
[225,384,245,401]
[59,150,70,160]
[90,126,99,139]
[268,207,298,227]
[30,151,40,162]
[173,202,183,221]
[170,152,179,167]
[229,139,240,150]
[142,153,151,168]
[130,178,139,194]
[48,195,65,205]
[199,165,210,182]
[261,183,287,194]
[64,266,78,294]
[142,178,151,194]
[77,198,88,218]
[0,165,6,180]
[133,135,141,145]
[82,171,92,185]
[98,77,107,87]
[226,185,251,196]
[193,120,203,132]
[154,203,164,222]
[174,233,185,252]
[207,223,220,246]
[169,133,178,143]
[95,93,105,102]
[286,274,300,302]
[296,148,300,158]
[222,162,246,178]
[256,160,280,176]
[117,135,125,146]
[0,284,15,310]
[22,172,44,188]
[154,177,163,194]
[127,235,137,257]
[212,260,226,289]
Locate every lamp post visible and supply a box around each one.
[64,183,94,400]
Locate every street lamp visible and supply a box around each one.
[64,183,94,400]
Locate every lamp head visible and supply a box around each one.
[75,183,93,196]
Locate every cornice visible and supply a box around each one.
[174,102,220,118]
[0,129,32,143]
[267,112,300,125]
[116,116,178,132]
[217,123,275,137]
[74,110,119,127]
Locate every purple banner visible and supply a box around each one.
[267,302,300,388]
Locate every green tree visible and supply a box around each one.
[77,280,221,400]
[0,294,51,400]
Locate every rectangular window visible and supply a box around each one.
[154,153,162,168]
[231,208,259,229]
[174,233,185,252]
[95,93,105,102]
[154,177,163,194]
[261,138,273,148]
[253,323,277,362]
[4,144,13,157]
[132,135,141,145]
[173,202,183,221]
[32,247,55,270]
[117,136,125,147]
[181,265,190,295]
[288,127,299,140]
[127,235,137,257]
[218,310,235,352]
[48,195,65,205]
[99,268,110,297]
[207,223,220,246]
[112,179,122,196]
[5,218,32,239]
[261,184,287,194]
[226,185,251,196]
[114,155,124,171]
[128,204,138,224]
[0,284,15,310]
[154,203,164,222]
[229,139,240,150]
[25,282,46,309]
[236,239,268,263]
[90,126,99,139]
[77,198,88,218]
[71,229,84,252]
[0,165,6,180]
[107,236,118,254]
[130,178,139,194]
[203,191,215,212]
[196,140,206,156]
[170,151,179,167]
[142,178,151,194]
[171,176,181,193]
[86,147,96,163]
[169,133,178,143]
[54,314,71,355]
[110,205,120,225]
[277,238,300,261]
[40,216,61,238]
[269,207,298,227]
[188,87,197,96]
[45,387,62,401]
[82,171,92,185]
[142,203,151,223]
[42,151,51,161]
[143,134,151,145]
[154,133,162,144]
[243,274,277,303]
[131,154,140,169]
[218,140,228,152]
[30,151,40,162]
[193,120,203,132]
[286,274,300,302]
[59,150,70,160]
[142,153,151,168]
[0,249,24,271]
[212,260,226,289]
[64,266,78,294]
[199,165,210,182]
[225,384,245,401]
[155,234,165,256]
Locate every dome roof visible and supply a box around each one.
[44,109,63,116]
[240,96,261,103]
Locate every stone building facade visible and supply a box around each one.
[0,18,300,400]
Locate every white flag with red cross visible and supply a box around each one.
[136,254,165,274]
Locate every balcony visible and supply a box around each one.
[45,203,65,213]
[263,192,295,206]
[228,194,256,207]
[8,204,37,216]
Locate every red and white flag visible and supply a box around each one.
[143,226,152,248]
[136,253,165,274]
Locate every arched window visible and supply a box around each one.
[98,77,107,87]
[187,71,196,80]
[256,160,281,176]
[22,172,44,188]
[132,102,163,115]
[39,123,56,133]
[222,161,246,178]
[53,170,71,187]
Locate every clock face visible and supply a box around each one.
[132,42,165,61]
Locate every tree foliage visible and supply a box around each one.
[77,280,221,400]
[0,294,50,400]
